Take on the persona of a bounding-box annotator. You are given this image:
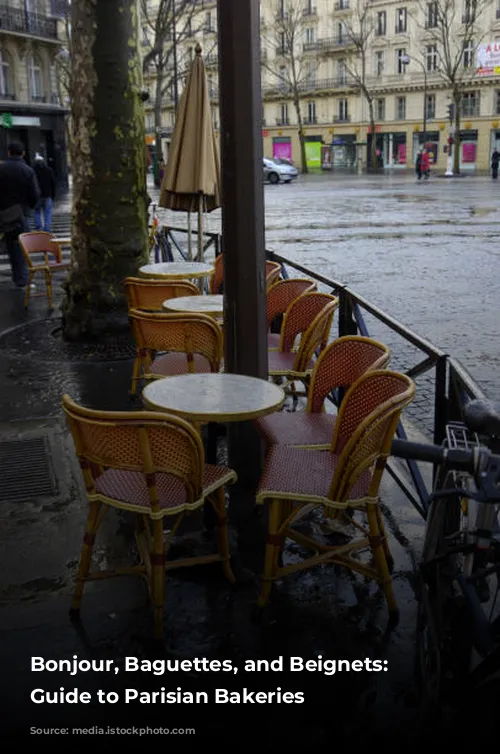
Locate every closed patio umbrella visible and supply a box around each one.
[159,43,220,261]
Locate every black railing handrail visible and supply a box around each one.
[0,5,58,40]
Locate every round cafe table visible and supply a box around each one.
[139,262,213,281]
[162,294,223,318]
[143,373,284,529]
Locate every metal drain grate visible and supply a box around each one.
[0,437,58,502]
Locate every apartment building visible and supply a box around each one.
[0,0,68,183]
[143,0,500,173]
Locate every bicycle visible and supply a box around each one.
[148,203,172,263]
[391,400,500,740]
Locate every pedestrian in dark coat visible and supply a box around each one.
[33,154,56,231]
[0,141,40,288]
[415,150,423,180]
[491,149,499,179]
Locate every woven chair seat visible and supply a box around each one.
[268,350,314,376]
[149,351,211,376]
[94,465,236,517]
[256,411,337,448]
[257,445,371,506]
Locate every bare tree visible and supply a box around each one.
[342,0,379,172]
[140,0,215,183]
[415,0,488,174]
[262,0,320,174]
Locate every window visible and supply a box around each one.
[141,26,149,46]
[376,11,386,36]
[279,65,288,90]
[146,112,154,131]
[396,96,406,120]
[337,21,345,42]
[337,59,347,84]
[426,2,438,28]
[28,55,43,100]
[376,98,385,120]
[277,103,289,125]
[463,40,474,67]
[277,0,287,19]
[461,91,479,116]
[205,12,212,31]
[396,48,407,74]
[278,32,286,54]
[496,90,500,115]
[425,93,436,119]
[426,44,438,71]
[463,0,476,24]
[306,101,316,123]
[305,27,316,44]
[395,7,407,33]
[375,50,384,76]
[0,49,13,98]
[338,97,348,121]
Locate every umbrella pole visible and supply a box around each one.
[197,194,204,263]
[187,211,192,260]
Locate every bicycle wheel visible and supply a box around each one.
[416,465,474,724]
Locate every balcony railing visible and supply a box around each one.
[31,94,46,102]
[0,5,58,40]
[276,118,290,125]
[333,115,350,122]
[262,77,358,97]
[313,36,353,51]
[0,91,15,100]
[275,46,287,56]
[303,116,317,124]
[302,6,317,16]
[333,1,350,10]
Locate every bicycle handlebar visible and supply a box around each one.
[390,438,500,504]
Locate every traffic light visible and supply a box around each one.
[447,103,455,122]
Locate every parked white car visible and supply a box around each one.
[263,157,298,184]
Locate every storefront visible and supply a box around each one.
[272,136,292,161]
[0,104,68,187]
[303,135,323,170]
[367,132,407,168]
[331,135,357,169]
[458,129,478,171]
[412,131,440,165]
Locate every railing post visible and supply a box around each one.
[433,354,448,485]
[338,288,358,338]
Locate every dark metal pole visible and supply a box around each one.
[422,61,427,148]
[172,0,178,110]
[217,0,268,489]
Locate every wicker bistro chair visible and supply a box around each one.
[256,370,416,614]
[62,395,237,638]
[256,336,391,450]
[265,260,282,290]
[268,293,339,396]
[128,309,223,395]
[18,231,70,309]
[267,278,317,350]
[209,254,224,294]
[124,277,199,312]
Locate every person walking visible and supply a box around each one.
[33,153,56,231]
[0,141,40,289]
[415,150,423,180]
[491,149,499,180]
[421,148,430,180]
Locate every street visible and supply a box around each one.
[158,171,500,401]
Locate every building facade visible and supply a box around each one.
[0,0,68,185]
[143,0,500,173]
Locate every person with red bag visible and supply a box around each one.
[421,148,430,179]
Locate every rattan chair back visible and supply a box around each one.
[129,309,223,373]
[62,395,205,513]
[124,277,199,312]
[329,370,415,502]
[265,260,281,290]
[19,231,63,265]
[280,292,336,353]
[266,278,317,330]
[209,254,224,294]
[292,297,339,372]
[308,336,391,413]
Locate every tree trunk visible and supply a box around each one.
[368,97,378,173]
[62,0,149,340]
[153,64,164,187]
[453,92,461,175]
[293,94,308,174]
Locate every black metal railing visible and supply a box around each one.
[0,5,58,40]
[263,77,357,97]
[156,225,487,521]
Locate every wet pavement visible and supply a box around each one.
[0,173,495,747]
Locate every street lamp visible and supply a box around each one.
[402,54,427,152]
